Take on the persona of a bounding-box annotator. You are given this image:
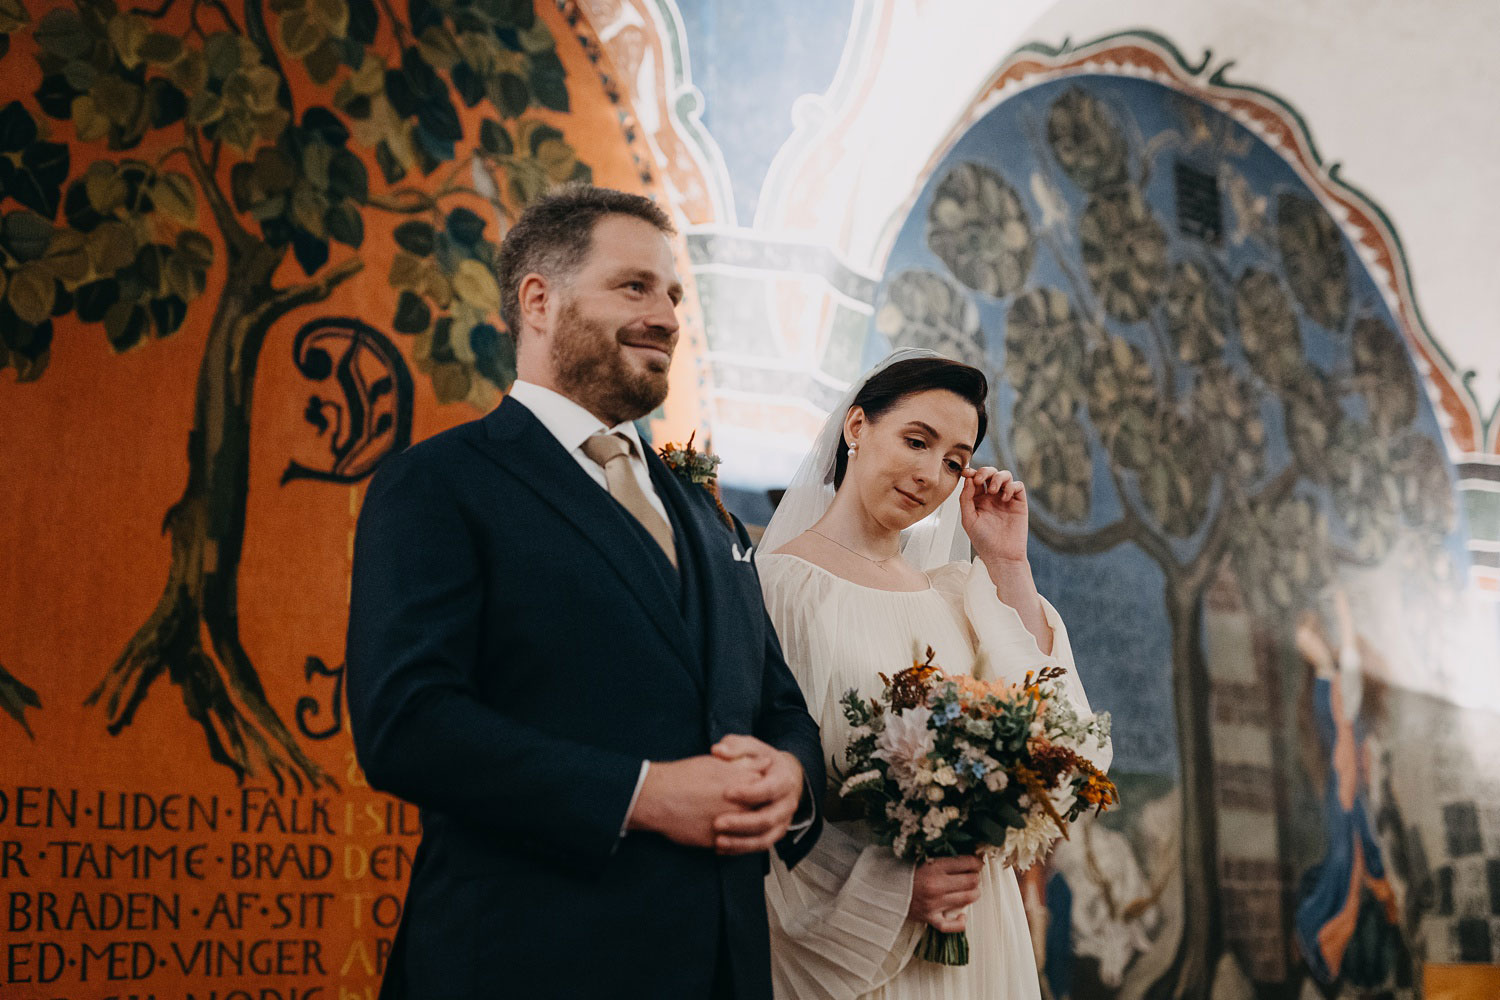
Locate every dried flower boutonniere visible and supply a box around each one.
[658,432,733,529]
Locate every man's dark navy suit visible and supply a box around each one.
[346,395,824,999]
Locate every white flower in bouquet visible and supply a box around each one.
[873,704,934,787]
[840,769,883,796]
[999,814,1062,871]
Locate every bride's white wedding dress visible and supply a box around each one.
[759,552,1112,1000]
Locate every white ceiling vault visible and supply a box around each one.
[574,0,1500,589]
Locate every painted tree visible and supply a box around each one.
[878,85,1455,995]
[0,0,591,787]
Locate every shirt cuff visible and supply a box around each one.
[788,773,817,843]
[619,760,650,838]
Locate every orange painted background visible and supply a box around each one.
[0,0,703,995]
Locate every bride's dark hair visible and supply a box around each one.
[833,357,989,488]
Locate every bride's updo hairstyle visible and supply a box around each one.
[831,357,988,488]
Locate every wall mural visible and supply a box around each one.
[0,0,596,780]
[870,51,1492,999]
[0,0,699,995]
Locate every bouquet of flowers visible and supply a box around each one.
[836,647,1117,965]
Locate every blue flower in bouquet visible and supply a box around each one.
[933,700,963,724]
[956,757,989,780]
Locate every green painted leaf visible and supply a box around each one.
[33,74,77,121]
[446,207,485,247]
[170,49,207,93]
[393,220,435,257]
[304,38,342,85]
[449,62,483,108]
[279,9,324,59]
[0,0,30,34]
[149,293,187,336]
[452,258,500,314]
[139,32,183,65]
[175,231,213,269]
[308,0,348,38]
[204,32,243,80]
[71,94,110,142]
[252,147,297,194]
[0,100,37,153]
[85,221,138,274]
[506,157,547,208]
[495,72,528,117]
[529,51,567,112]
[188,91,224,126]
[375,139,406,184]
[526,122,564,157]
[302,140,334,190]
[93,76,145,129]
[327,147,368,203]
[105,14,143,68]
[146,78,187,128]
[152,171,197,225]
[291,229,328,275]
[3,210,54,262]
[33,8,90,60]
[325,201,363,247]
[75,277,119,322]
[103,299,147,350]
[517,17,555,54]
[479,118,512,155]
[292,186,329,238]
[42,229,89,284]
[7,264,55,324]
[84,161,126,214]
[393,289,430,334]
[63,58,97,93]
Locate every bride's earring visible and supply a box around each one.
[847,443,856,459]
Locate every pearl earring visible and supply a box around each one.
[847,444,856,459]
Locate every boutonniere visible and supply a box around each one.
[658,432,733,529]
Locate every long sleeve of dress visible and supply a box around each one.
[932,560,1113,774]
[759,556,924,999]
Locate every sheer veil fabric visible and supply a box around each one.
[757,348,972,570]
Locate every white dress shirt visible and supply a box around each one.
[507,380,669,524]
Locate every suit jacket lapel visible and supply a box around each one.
[471,398,701,689]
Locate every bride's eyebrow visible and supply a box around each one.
[905,421,973,454]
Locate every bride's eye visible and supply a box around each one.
[906,438,925,450]
[945,460,963,474]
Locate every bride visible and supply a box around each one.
[752,349,1112,999]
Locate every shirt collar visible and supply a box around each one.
[508,380,647,459]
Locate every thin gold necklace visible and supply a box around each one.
[809,528,900,571]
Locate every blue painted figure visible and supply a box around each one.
[1293,591,1400,988]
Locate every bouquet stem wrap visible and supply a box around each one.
[917,925,970,966]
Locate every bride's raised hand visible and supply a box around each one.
[959,466,1029,565]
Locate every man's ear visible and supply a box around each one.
[517,272,549,336]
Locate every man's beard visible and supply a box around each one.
[551,299,672,424]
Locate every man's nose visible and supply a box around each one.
[647,291,680,334]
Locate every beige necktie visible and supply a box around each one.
[581,432,677,568]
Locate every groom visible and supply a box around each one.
[346,184,824,999]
